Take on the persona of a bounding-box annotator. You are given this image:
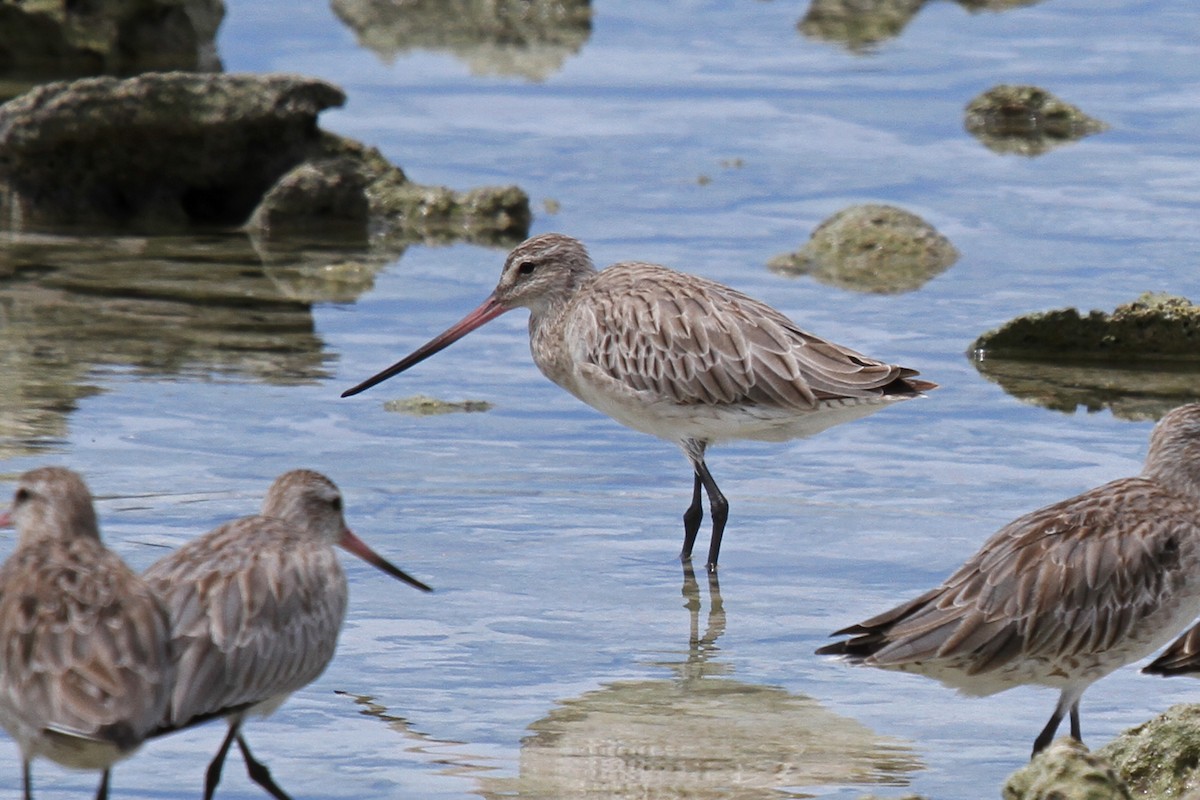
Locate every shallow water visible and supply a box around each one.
[4,1,1200,798]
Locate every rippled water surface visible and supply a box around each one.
[4,1,1200,798]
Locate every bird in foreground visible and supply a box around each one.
[142,469,431,800]
[342,233,935,572]
[0,467,173,800]
[818,403,1200,757]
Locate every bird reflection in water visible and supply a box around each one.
[475,564,921,799]
[338,567,920,797]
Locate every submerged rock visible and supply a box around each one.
[383,395,494,415]
[799,0,1042,52]
[0,0,223,96]
[798,0,924,52]
[1098,703,1200,799]
[965,84,1108,156]
[768,204,958,294]
[970,294,1200,418]
[0,72,530,243]
[1003,738,1131,800]
[331,0,592,81]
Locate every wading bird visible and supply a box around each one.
[818,403,1200,757]
[342,233,934,571]
[144,469,431,799]
[0,467,172,800]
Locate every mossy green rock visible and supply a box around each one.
[1004,738,1132,800]
[383,395,494,415]
[965,84,1108,156]
[972,293,1200,361]
[1098,703,1200,799]
[768,204,958,294]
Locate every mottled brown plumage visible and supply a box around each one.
[343,233,934,571]
[0,467,172,800]
[818,403,1200,757]
[144,469,430,800]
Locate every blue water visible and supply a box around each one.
[4,0,1200,798]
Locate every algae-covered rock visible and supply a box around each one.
[768,204,958,294]
[972,294,1200,360]
[331,0,591,82]
[965,84,1108,156]
[798,0,924,52]
[0,72,531,244]
[0,0,224,96]
[383,395,494,415]
[1003,737,1132,800]
[1098,703,1200,799]
[0,72,345,229]
[970,294,1200,418]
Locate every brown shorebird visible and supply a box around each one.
[143,469,431,800]
[818,403,1200,757]
[342,233,935,572]
[0,467,173,800]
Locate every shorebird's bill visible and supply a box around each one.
[341,295,509,397]
[339,528,432,592]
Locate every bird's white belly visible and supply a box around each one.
[569,379,905,445]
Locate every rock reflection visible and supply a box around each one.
[476,565,921,799]
[330,0,592,81]
[799,0,1042,53]
[0,234,382,456]
[970,355,1200,421]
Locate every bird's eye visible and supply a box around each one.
[331,496,343,512]
[13,488,29,505]
[517,260,537,276]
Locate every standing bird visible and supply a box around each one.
[143,469,431,800]
[817,403,1200,757]
[342,233,934,572]
[0,467,172,800]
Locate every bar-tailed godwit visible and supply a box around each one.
[342,233,935,571]
[143,469,431,800]
[0,467,173,800]
[818,403,1200,756]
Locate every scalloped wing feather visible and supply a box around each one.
[568,263,919,411]
[143,515,348,729]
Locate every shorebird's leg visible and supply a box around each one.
[205,722,240,800]
[1032,689,1080,757]
[237,734,291,800]
[681,472,704,560]
[694,458,728,573]
[94,768,110,800]
[23,760,32,800]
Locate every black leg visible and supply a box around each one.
[94,768,110,800]
[681,472,703,560]
[23,760,31,800]
[1033,690,1083,757]
[694,457,728,573]
[237,734,292,800]
[205,722,240,800]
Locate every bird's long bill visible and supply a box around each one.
[0,510,10,527]
[340,528,433,593]
[341,294,510,398]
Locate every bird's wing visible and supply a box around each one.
[570,263,921,410]
[1144,620,1200,675]
[0,539,173,748]
[823,478,1192,675]
[142,516,347,730]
